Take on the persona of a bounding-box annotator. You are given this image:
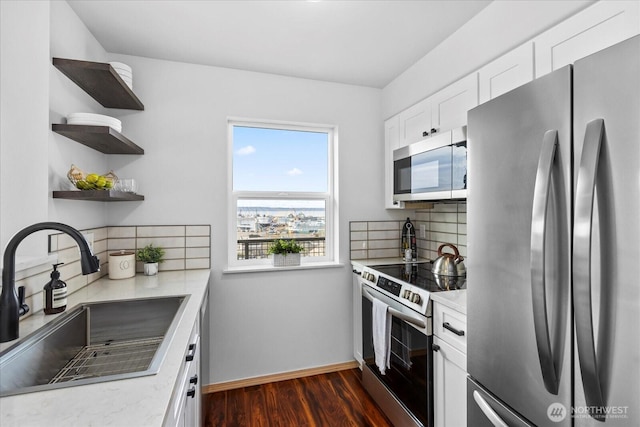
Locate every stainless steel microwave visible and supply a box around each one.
[393,126,467,201]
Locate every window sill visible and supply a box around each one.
[223,261,344,274]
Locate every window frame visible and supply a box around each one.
[227,118,338,269]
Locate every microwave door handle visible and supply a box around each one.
[530,130,560,394]
[473,391,509,427]
[362,288,426,329]
[573,118,606,419]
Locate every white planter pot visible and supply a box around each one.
[143,262,159,276]
[272,253,301,267]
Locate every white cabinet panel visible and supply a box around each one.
[433,336,467,427]
[384,115,404,209]
[535,1,640,77]
[352,272,363,364]
[479,42,534,104]
[397,98,431,147]
[433,301,467,427]
[430,73,478,133]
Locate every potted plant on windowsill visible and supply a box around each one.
[136,244,165,276]
[268,239,304,267]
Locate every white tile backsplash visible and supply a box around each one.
[15,224,212,320]
[350,202,467,261]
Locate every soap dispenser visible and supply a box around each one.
[43,263,67,315]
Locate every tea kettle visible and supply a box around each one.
[431,243,466,277]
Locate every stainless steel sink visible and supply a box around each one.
[0,295,188,397]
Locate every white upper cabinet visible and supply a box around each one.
[534,1,640,77]
[429,73,478,134]
[478,42,534,104]
[384,115,404,209]
[396,98,432,147]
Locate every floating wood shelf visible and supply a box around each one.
[52,124,144,154]
[53,190,145,202]
[53,57,144,110]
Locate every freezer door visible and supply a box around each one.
[468,377,536,427]
[572,35,640,426]
[467,66,573,426]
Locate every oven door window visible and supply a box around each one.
[411,145,452,193]
[362,296,431,426]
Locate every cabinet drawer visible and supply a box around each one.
[433,303,467,354]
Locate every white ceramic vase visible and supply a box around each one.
[143,262,159,276]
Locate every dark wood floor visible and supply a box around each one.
[203,368,393,426]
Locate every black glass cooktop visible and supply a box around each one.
[372,263,466,292]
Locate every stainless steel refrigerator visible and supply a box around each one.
[466,35,639,427]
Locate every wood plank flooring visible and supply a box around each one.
[203,368,393,427]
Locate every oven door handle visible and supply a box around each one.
[362,288,426,329]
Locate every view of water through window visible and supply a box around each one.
[232,125,330,260]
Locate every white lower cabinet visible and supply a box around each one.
[433,336,467,427]
[433,301,467,427]
[164,320,201,427]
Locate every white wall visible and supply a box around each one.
[48,0,109,230]
[103,54,388,383]
[382,0,595,119]
[0,1,50,263]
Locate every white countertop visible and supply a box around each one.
[430,289,466,314]
[0,269,210,427]
[351,258,467,314]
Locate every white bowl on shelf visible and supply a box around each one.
[109,62,132,73]
[109,61,133,89]
[67,113,122,133]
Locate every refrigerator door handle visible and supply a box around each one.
[473,390,509,427]
[530,129,560,394]
[573,118,606,418]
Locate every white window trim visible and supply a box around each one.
[227,117,339,270]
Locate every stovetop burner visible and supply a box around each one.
[373,262,467,292]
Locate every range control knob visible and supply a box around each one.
[410,293,421,304]
[403,290,412,299]
[363,272,376,282]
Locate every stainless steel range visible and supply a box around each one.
[357,262,465,427]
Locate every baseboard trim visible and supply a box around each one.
[202,360,360,394]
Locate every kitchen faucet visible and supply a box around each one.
[0,222,100,343]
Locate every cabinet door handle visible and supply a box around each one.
[422,130,429,137]
[433,344,440,352]
[187,386,196,398]
[443,322,465,336]
[189,375,198,385]
[186,343,197,362]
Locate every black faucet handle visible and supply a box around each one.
[17,286,30,317]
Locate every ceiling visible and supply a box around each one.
[67,0,492,88]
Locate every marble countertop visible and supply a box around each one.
[0,269,210,427]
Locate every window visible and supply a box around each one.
[228,119,337,268]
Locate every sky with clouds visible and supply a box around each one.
[232,126,329,192]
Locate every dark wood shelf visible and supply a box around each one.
[53,57,144,110]
[52,124,144,154]
[53,190,145,202]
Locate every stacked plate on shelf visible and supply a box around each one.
[109,61,133,89]
[67,113,122,133]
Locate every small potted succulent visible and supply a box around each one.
[136,244,165,276]
[268,239,304,267]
